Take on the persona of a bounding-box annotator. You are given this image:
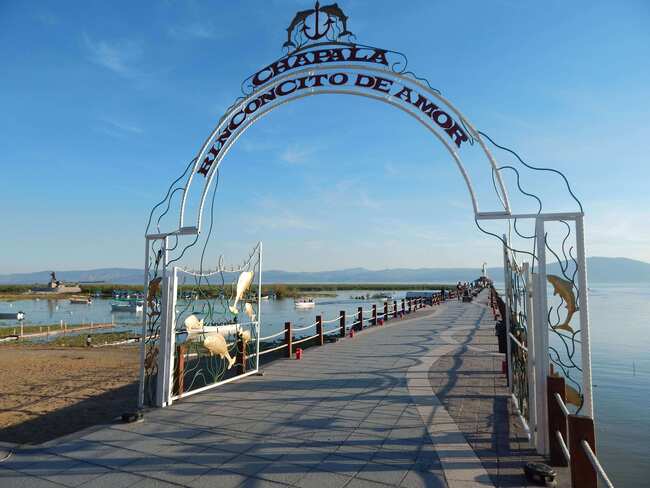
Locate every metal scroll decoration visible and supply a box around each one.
[545,222,584,411]
[483,139,587,414]
[142,241,164,406]
[505,256,531,423]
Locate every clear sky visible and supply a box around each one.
[1,0,649,274]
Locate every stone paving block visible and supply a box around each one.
[255,461,309,485]
[217,453,272,477]
[90,446,148,469]
[14,455,80,478]
[317,453,367,477]
[0,469,63,488]
[186,446,239,467]
[42,461,110,487]
[129,478,181,487]
[295,468,352,488]
[0,450,60,474]
[187,468,248,488]
[399,467,447,488]
[237,477,290,488]
[79,471,144,488]
[121,457,211,485]
[356,460,411,486]
[344,477,395,488]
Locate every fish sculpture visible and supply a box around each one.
[229,271,254,315]
[147,277,162,314]
[203,332,236,369]
[547,275,578,333]
[184,314,204,334]
[319,3,353,37]
[239,329,251,346]
[244,302,256,322]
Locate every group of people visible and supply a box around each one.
[456,281,476,300]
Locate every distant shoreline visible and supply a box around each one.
[0,282,457,301]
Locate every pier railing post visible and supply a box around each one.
[339,311,346,337]
[236,334,247,374]
[547,375,568,466]
[357,307,363,331]
[383,302,388,322]
[285,321,292,358]
[174,344,186,396]
[372,304,377,326]
[568,415,597,488]
[316,315,323,345]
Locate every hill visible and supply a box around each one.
[1,257,648,285]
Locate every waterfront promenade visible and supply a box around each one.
[0,292,551,487]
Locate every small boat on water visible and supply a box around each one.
[294,297,315,309]
[70,296,92,305]
[111,300,143,313]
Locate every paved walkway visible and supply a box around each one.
[0,291,550,487]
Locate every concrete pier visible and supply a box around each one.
[0,291,556,487]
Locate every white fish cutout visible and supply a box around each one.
[240,329,251,346]
[229,271,254,314]
[203,332,236,369]
[184,314,204,334]
[244,302,256,322]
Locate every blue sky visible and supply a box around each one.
[1,0,649,274]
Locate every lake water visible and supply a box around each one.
[1,285,647,485]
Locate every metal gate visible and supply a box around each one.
[139,241,262,408]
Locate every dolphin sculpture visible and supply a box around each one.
[244,302,256,322]
[203,332,236,369]
[229,271,254,315]
[547,275,578,333]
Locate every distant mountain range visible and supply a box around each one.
[0,257,648,285]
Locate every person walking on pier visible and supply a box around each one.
[456,282,462,301]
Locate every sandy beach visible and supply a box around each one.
[0,345,139,445]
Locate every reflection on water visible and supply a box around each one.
[0,285,647,484]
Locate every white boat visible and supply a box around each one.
[294,297,315,309]
[111,300,143,313]
[70,296,92,304]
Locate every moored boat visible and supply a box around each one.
[70,296,92,304]
[111,299,143,313]
[294,297,315,309]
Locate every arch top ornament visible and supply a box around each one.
[173,2,521,233]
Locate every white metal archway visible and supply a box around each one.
[140,2,594,460]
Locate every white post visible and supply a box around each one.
[575,215,594,417]
[164,267,178,406]
[155,236,171,408]
[523,262,537,447]
[138,238,150,409]
[502,234,513,390]
[256,242,263,372]
[533,217,550,455]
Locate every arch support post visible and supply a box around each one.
[575,215,594,418]
[533,217,550,456]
